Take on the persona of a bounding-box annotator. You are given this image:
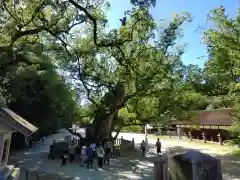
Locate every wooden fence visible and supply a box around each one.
[63,136,134,155]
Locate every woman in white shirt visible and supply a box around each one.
[80,146,87,166]
[96,144,105,168]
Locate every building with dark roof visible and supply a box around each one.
[169,108,233,141]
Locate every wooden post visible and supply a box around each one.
[217,133,223,145]
[189,131,192,141]
[145,124,148,137]
[154,157,168,180]
[132,138,135,149]
[177,127,182,139]
[211,136,214,142]
[202,132,206,143]
[169,130,171,138]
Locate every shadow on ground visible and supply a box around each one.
[8,130,240,180]
[9,147,155,180]
[147,145,240,180]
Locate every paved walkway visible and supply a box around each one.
[8,130,155,180]
[120,132,240,180]
[9,130,240,180]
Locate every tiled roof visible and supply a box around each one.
[170,108,233,126]
[0,107,38,136]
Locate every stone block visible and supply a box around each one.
[168,150,222,180]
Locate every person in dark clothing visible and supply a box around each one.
[156,138,161,155]
[140,140,146,157]
[90,142,96,160]
[104,141,112,165]
[69,146,75,163]
[86,144,93,168]
[62,150,68,166]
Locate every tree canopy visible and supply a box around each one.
[1,0,240,141]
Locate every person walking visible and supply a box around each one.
[104,140,112,165]
[155,138,161,155]
[140,140,146,157]
[96,144,105,168]
[86,144,93,168]
[69,146,75,163]
[90,141,96,160]
[80,146,87,166]
[145,137,149,152]
[61,150,68,166]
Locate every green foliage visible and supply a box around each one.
[63,2,209,134]
[202,4,240,143]
[130,0,156,7]
[2,0,240,140]
[0,0,84,135]
[122,125,142,132]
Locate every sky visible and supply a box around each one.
[106,0,239,68]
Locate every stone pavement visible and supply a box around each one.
[8,130,155,180]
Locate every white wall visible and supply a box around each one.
[0,120,14,165]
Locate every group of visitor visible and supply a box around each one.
[61,140,112,169]
[140,137,162,156]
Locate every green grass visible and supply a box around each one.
[231,149,240,157]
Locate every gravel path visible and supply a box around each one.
[8,130,154,180]
[120,132,240,180]
[8,130,240,180]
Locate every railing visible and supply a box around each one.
[63,136,135,155]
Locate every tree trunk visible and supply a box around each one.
[90,84,125,141]
[89,107,120,141]
[68,84,125,142]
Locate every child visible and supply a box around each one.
[86,144,93,168]
[96,144,105,168]
[156,138,161,155]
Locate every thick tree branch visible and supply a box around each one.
[68,0,147,47]
[75,56,100,108]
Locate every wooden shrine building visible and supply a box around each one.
[0,106,38,179]
[169,108,233,142]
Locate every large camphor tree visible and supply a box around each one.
[62,1,209,140]
[0,0,208,141]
